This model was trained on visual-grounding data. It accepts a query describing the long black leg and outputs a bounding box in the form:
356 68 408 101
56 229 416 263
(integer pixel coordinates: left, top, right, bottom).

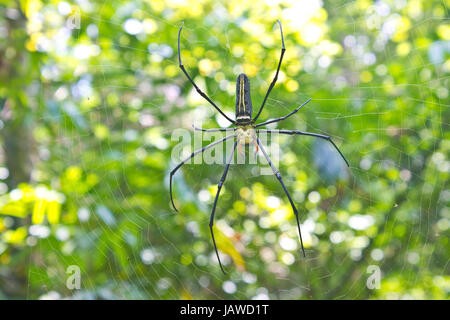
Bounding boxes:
178 27 236 124
254 98 311 128
192 124 235 132
258 129 349 167
210 141 238 274
170 134 236 212
252 20 285 123
256 138 306 258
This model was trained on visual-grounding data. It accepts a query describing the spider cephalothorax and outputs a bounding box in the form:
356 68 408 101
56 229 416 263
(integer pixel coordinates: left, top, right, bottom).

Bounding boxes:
171 20 350 274
236 125 256 144
236 125 257 154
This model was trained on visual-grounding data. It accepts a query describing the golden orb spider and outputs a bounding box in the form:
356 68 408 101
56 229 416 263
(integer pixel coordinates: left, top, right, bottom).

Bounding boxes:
170 20 349 274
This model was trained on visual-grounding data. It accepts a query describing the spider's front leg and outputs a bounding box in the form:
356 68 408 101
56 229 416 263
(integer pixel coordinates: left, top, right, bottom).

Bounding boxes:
169 134 236 212
256 137 306 257
192 124 235 133
257 129 349 167
178 26 236 125
209 140 238 275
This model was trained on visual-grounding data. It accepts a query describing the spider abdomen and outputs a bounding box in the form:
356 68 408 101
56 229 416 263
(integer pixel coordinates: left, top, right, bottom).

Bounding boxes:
235 73 252 123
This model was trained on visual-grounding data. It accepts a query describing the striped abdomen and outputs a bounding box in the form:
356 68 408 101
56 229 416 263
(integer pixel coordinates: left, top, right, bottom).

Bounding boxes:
235 73 252 123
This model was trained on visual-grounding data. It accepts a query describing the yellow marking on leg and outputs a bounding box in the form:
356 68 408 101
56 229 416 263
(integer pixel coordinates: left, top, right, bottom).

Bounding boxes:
239 77 245 114
253 140 259 154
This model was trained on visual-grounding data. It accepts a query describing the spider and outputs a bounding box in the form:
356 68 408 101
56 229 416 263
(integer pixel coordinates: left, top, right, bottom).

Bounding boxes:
170 20 349 274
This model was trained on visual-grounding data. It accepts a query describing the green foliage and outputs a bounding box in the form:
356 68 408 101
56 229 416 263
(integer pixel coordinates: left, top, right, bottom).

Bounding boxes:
0 0 448 299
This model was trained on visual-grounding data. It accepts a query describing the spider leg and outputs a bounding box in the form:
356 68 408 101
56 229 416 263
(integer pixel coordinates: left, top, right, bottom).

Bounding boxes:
178 27 236 125
256 137 306 257
210 140 238 275
192 124 235 132
253 140 259 153
170 134 236 212
252 20 285 123
258 129 350 167
254 98 311 128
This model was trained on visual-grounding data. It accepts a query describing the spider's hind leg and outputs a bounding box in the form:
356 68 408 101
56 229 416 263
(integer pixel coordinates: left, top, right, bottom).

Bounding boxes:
252 19 286 123
178 26 236 125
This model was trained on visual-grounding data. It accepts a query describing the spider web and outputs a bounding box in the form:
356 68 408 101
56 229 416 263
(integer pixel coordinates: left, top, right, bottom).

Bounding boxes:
26 0 449 300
